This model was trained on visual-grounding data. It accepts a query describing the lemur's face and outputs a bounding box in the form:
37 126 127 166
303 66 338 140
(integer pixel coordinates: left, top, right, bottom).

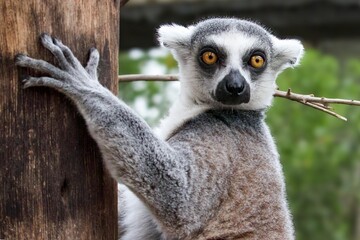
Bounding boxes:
192 29 272 107
158 18 304 110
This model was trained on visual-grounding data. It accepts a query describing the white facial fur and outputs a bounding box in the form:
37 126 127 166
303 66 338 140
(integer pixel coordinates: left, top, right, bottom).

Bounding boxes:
157 18 304 138
189 31 276 110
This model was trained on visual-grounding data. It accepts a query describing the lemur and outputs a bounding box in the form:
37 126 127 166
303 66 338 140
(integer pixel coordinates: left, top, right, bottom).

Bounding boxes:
16 18 303 240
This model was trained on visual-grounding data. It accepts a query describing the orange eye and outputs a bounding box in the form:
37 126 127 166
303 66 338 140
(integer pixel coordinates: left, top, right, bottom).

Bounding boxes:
249 55 265 68
201 51 218 65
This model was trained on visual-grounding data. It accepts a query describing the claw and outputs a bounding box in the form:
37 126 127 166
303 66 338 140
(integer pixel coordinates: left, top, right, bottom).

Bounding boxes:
89 47 98 53
40 32 50 38
23 82 31 89
89 47 99 59
40 33 54 47
40 33 51 40
15 54 29 66
22 77 33 89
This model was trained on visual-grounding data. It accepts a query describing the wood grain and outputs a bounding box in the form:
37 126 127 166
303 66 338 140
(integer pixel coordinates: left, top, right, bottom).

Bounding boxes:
0 1 120 239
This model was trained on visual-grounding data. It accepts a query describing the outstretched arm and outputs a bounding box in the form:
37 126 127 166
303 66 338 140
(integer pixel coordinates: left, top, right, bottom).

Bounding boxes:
15 34 189 226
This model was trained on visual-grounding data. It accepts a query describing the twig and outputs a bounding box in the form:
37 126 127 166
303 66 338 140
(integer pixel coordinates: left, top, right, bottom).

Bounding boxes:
119 74 178 82
273 89 360 106
299 101 347 121
118 74 360 121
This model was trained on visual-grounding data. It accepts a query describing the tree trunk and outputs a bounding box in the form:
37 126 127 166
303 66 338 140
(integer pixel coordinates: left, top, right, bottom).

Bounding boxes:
0 1 119 239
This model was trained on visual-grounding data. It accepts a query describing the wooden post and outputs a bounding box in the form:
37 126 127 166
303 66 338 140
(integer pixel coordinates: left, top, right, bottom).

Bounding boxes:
0 1 119 239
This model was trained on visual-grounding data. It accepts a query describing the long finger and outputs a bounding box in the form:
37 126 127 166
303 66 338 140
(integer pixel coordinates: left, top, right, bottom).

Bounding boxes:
40 33 72 70
85 47 99 79
15 54 69 80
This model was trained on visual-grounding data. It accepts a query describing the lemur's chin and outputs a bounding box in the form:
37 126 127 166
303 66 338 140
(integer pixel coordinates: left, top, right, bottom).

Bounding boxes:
214 92 250 105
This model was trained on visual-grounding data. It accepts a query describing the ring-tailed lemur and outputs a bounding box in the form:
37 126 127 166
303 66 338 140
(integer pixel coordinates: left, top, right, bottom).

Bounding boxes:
16 18 303 240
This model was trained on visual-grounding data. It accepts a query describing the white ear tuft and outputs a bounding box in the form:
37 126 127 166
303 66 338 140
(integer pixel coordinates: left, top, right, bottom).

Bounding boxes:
157 24 194 50
271 36 304 71
278 39 304 66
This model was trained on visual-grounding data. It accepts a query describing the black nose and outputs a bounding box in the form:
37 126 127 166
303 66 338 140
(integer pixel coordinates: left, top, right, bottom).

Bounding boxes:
213 69 250 105
226 80 245 95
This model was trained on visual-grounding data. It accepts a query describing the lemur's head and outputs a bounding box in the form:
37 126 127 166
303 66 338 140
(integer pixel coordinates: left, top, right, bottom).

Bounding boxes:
158 18 304 110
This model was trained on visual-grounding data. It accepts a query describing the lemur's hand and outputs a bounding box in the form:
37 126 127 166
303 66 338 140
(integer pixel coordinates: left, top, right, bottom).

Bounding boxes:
15 33 100 92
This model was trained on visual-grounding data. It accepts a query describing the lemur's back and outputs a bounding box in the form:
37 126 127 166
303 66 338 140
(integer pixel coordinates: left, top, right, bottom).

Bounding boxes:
166 110 293 239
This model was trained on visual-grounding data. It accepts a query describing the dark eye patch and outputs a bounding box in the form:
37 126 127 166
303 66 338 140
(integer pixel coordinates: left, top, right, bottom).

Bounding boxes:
243 49 267 76
197 45 227 75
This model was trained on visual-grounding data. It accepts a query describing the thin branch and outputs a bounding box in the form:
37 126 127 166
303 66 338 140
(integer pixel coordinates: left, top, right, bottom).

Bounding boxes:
299 101 347 121
118 74 360 121
119 74 178 82
273 89 360 106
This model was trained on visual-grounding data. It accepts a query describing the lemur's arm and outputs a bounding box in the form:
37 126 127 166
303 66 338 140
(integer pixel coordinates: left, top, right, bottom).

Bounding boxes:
15 34 190 224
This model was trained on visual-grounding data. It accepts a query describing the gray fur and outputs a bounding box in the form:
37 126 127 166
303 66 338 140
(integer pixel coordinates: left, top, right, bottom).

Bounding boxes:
191 18 272 47
16 18 304 239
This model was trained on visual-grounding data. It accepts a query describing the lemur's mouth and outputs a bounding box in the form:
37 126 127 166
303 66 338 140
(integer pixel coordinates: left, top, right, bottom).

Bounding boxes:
212 70 251 105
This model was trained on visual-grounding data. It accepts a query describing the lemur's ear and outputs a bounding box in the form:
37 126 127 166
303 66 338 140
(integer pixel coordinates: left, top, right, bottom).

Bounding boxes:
157 24 194 50
271 36 304 71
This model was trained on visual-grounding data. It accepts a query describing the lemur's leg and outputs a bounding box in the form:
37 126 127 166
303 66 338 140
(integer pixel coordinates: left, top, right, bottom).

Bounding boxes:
15 34 190 229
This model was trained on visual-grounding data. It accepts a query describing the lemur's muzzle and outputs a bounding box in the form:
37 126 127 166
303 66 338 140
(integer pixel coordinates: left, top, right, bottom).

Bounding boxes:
213 70 250 105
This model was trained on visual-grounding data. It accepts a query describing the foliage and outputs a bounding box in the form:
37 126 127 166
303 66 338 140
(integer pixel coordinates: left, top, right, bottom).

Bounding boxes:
118 48 360 240
269 51 360 240
118 50 178 126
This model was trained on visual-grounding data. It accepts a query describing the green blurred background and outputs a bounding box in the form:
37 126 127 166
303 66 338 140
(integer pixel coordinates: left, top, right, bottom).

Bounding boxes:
119 1 360 239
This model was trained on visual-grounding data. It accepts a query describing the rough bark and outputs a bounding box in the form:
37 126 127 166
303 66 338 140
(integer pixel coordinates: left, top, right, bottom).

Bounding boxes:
0 0 119 239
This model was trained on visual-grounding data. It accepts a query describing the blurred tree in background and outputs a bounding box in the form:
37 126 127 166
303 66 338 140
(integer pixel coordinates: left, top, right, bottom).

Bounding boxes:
118 48 360 240
118 48 179 126
269 51 360 240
